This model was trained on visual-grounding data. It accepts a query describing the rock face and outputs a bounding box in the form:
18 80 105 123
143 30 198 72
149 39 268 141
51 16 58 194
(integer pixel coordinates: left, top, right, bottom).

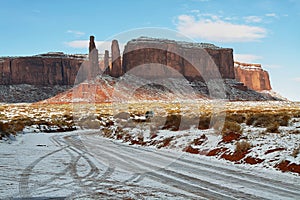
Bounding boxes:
0 36 276 103
89 36 96 53
122 37 235 81
103 50 110 75
110 40 122 77
88 36 99 80
0 54 84 85
234 62 272 91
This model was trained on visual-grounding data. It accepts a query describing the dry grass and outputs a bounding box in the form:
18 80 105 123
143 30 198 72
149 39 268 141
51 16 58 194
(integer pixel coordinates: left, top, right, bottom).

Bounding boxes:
246 112 291 128
225 112 246 124
221 121 242 135
162 115 181 131
235 141 251 154
198 114 211 130
265 122 280 133
0 101 299 137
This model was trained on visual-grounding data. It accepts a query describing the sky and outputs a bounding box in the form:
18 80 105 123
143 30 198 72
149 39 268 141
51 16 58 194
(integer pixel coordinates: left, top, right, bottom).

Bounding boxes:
0 0 299 101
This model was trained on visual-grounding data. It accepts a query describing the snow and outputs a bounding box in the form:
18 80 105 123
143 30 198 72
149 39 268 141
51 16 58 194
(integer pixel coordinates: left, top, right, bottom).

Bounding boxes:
0 130 300 199
1 100 300 198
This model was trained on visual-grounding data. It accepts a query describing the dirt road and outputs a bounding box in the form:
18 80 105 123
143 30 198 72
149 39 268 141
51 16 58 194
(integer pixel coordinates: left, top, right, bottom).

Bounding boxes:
1 131 299 199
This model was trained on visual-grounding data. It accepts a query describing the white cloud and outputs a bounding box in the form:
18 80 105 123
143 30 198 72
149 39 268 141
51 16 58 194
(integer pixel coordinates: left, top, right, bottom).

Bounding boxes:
67 30 85 37
244 16 262 23
234 54 262 63
265 13 277 18
176 14 267 42
65 40 125 53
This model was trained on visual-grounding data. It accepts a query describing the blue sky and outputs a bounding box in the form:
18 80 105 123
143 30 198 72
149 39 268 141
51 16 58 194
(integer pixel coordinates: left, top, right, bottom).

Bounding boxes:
0 0 299 101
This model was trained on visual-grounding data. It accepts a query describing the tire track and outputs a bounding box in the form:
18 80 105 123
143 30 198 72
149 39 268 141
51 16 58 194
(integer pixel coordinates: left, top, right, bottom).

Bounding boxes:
18 146 68 197
89 135 300 194
82 135 300 199
85 138 256 199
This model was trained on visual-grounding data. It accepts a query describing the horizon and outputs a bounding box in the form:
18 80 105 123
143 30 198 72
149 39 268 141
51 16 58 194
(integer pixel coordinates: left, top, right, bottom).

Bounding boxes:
0 0 299 101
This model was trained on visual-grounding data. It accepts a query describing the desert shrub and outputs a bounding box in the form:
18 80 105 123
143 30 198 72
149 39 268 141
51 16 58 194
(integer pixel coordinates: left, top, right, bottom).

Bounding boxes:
235 141 251 154
0 121 10 136
293 111 300 118
162 115 181 131
252 113 274 127
11 122 25 133
226 113 246 124
19 117 34 126
245 114 256 126
63 114 73 121
265 122 280 133
198 115 211 130
246 112 291 128
0 120 27 135
221 121 242 135
275 113 291 126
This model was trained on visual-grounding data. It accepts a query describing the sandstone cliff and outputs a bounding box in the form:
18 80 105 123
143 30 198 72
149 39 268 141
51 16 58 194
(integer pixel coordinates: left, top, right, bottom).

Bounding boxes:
0 53 84 86
0 36 276 103
111 40 123 77
122 37 235 81
0 53 85 103
234 61 272 91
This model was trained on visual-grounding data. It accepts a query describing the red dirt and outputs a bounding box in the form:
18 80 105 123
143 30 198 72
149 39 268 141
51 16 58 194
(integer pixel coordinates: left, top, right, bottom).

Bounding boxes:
265 148 285 155
244 157 264 164
184 145 200 154
221 151 248 162
276 160 300 175
222 131 241 143
207 148 228 156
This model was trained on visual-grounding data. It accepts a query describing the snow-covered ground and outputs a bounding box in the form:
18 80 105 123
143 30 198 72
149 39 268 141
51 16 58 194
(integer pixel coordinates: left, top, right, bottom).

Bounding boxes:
0 101 300 199
0 130 300 199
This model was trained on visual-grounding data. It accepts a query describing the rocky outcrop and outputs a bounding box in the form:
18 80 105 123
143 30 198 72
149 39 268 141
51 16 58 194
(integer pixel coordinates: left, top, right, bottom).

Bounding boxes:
0 54 84 86
234 62 272 91
110 40 122 77
89 36 96 53
0 84 73 103
0 36 276 103
121 37 235 81
103 50 110 75
88 36 99 80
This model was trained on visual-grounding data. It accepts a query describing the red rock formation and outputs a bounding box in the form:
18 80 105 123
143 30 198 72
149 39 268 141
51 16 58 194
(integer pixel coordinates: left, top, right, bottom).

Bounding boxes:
111 40 122 77
103 50 110 75
122 37 235 81
89 36 96 53
0 55 84 85
88 36 99 80
234 61 272 91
